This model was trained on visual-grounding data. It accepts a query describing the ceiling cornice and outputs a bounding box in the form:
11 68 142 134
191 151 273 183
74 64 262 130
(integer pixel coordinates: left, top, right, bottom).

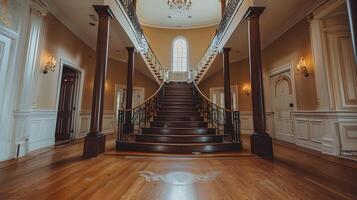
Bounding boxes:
47 1 97 51
261 0 326 49
140 21 219 30
227 0 327 64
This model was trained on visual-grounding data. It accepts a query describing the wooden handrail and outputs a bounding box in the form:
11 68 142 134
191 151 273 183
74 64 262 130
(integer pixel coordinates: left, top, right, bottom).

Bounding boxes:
193 81 237 112
122 80 165 112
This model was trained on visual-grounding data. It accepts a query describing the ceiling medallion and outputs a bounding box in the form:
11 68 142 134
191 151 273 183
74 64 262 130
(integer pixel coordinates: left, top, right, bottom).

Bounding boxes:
167 0 192 15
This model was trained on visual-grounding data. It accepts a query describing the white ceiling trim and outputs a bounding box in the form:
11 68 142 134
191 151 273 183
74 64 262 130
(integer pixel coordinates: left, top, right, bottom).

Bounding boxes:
47 2 96 51
140 21 219 30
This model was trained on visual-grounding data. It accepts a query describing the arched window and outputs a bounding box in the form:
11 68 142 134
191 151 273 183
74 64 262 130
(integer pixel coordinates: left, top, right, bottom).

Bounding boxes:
172 36 188 72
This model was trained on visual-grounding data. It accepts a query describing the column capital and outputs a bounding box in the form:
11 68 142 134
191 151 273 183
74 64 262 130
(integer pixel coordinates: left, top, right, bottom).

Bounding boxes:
244 7 265 20
93 5 114 18
223 47 231 53
126 47 136 53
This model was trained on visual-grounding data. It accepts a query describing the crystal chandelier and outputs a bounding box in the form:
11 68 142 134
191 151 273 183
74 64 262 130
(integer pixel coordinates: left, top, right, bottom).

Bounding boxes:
167 0 192 14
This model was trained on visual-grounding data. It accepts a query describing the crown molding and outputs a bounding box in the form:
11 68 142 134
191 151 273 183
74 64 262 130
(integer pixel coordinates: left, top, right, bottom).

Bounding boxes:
261 0 326 49
47 1 97 51
140 21 219 30
31 0 49 15
227 0 327 64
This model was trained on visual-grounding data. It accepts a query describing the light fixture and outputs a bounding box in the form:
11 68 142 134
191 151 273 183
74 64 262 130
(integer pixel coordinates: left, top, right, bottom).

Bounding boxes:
296 57 309 77
43 55 56 74
167 0 192 14
242 84 251 96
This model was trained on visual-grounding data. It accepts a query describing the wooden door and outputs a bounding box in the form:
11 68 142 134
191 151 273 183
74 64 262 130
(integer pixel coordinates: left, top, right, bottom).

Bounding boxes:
55 67 77 140
271 75 294 142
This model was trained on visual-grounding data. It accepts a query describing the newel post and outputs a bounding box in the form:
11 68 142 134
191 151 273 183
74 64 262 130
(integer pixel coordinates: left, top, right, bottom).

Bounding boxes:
83 5 113 158
244 7 273 158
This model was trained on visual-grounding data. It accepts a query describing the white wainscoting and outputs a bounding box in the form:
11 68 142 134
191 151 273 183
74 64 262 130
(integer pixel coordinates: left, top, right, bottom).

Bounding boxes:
240 111 274 135
78 110 115 138
292 111 357 155
28 110 57 151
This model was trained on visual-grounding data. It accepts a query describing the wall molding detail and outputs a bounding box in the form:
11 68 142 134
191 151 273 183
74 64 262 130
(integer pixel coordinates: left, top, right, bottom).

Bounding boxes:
292 110 357 155
239 111 274 135
78 110 116 138
261 0 326 49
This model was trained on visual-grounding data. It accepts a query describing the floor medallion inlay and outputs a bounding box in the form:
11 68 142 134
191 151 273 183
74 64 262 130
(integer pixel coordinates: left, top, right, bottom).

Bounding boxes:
138 171 220 185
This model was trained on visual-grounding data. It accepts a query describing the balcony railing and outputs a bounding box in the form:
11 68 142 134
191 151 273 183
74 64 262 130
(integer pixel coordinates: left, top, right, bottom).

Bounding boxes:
117 0 165 81
193 0 242 82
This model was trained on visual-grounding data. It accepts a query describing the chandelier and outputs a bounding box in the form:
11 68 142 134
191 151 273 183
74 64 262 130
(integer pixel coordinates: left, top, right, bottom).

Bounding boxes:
167 0 192 14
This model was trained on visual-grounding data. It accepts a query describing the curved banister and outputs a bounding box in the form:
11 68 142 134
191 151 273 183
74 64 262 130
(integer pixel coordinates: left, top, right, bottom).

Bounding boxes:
193 0 243 82
117 0 164 82
192 81 237 112
122 79 165 112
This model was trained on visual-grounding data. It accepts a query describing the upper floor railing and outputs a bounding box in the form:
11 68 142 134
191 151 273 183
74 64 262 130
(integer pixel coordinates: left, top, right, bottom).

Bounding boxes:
192 0 242 82
118 0 165 82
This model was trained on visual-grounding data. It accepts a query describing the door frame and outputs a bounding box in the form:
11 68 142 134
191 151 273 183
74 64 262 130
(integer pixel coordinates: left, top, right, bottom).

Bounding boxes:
209 84 239 110
267 62 297 140
114 84 145 111
55 59 84 140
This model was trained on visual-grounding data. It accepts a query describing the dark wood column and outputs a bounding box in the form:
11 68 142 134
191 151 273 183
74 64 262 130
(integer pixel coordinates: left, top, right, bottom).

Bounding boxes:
83 5 113 158
223 48 233 134
347 0 357 64
221 0 226 17
132 0 137 9
244 7 273 158
124 47 135 134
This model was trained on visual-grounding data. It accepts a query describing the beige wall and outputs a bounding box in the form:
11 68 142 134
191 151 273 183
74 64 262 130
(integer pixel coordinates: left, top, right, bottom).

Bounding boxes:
199 19 318 111
263 19 317 110
36 14 158 111
142 26 216 69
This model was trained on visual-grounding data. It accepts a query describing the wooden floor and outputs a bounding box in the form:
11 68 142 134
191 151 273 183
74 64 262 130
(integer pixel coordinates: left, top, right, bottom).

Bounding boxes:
0 135 357 200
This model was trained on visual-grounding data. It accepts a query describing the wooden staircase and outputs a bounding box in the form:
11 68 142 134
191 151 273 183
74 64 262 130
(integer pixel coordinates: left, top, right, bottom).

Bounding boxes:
116 82 242 153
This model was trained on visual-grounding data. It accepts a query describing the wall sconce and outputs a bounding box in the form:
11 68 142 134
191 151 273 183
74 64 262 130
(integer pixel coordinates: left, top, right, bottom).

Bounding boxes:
43 55 56 74
242 84 251 96
296 57 309 77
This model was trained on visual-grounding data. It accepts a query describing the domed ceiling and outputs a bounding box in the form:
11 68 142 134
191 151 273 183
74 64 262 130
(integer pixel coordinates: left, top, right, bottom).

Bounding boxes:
137 0 221 29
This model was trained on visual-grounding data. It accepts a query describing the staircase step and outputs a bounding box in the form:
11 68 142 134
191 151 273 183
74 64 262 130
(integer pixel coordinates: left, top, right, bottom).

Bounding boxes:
159 108 198 112
160 104 197 108
154 116 204 121
157 111 201 116
161 102 196 105
165 91 192 95
135 134 223 143
161 99 197 103
161 99 195 102
150 121 207 128
165 88 192 92
162 96 195 99
164 94 193 97
116 141 242 153
142 127 216 135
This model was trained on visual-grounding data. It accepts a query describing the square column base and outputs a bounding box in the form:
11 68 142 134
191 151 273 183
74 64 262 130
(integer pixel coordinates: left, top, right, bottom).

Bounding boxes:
83 133 106 158
250 133 273 158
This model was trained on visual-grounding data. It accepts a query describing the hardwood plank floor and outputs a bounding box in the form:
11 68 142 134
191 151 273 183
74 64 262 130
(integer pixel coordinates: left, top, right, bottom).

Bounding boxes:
0 135 356 200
